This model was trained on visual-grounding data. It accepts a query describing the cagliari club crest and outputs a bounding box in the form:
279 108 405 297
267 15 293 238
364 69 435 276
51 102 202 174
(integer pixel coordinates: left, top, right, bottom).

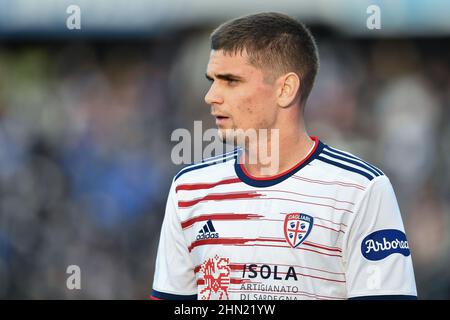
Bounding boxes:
284 213 314 248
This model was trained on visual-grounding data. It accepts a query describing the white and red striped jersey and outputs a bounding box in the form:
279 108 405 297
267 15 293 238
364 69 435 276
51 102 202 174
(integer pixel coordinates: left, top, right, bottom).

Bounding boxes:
151 136 417 300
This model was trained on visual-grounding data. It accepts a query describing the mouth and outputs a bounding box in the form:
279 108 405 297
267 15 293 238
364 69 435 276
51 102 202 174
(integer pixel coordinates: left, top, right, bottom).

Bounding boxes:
215 115 229 120
212 114 230 126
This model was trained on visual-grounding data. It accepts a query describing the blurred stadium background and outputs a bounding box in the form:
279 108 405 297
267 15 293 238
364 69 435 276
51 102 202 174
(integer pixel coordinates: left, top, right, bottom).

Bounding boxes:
0 0 449 299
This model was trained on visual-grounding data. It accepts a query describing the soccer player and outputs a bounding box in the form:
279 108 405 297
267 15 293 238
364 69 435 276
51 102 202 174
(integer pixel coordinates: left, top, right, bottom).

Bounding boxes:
151 12 417 300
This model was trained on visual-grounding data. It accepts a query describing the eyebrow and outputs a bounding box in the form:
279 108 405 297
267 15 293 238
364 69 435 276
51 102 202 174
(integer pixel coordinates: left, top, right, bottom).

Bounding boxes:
205 73 244 82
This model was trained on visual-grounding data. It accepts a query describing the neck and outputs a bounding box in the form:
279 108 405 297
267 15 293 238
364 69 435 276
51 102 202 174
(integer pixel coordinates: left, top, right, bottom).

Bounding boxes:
242 124 314 178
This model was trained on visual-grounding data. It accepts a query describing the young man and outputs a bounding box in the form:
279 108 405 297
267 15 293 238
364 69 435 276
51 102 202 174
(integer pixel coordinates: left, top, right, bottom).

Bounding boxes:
151 12 417 300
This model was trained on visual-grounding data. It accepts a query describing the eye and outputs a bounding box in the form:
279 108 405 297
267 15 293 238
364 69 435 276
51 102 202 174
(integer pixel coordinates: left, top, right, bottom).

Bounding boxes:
205 74 214 83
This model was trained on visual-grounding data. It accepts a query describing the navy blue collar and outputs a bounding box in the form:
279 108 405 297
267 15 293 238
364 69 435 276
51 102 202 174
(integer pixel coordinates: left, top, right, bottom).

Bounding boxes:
234 137 325 188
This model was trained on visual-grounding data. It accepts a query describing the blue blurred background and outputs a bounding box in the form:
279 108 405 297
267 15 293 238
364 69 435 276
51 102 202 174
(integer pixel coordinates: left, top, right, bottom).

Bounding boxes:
0 0 449 299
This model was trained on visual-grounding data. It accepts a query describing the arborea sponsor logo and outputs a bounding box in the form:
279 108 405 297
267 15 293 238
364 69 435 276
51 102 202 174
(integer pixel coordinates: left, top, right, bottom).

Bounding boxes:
361 229 410 261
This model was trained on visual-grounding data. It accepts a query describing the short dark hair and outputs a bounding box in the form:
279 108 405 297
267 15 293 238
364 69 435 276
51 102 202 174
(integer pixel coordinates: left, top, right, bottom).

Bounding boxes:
210 12 319 106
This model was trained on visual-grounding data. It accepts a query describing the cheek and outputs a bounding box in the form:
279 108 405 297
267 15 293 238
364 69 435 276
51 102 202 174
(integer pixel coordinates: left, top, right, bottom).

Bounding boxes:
239 88 276 128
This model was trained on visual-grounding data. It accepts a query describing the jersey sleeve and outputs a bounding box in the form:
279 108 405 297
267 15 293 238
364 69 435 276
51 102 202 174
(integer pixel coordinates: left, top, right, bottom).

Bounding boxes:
150 180 197 300
342 175 417 299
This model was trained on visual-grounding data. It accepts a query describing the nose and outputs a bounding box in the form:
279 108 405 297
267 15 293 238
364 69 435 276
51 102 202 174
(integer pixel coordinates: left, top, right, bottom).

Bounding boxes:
204 82 224 106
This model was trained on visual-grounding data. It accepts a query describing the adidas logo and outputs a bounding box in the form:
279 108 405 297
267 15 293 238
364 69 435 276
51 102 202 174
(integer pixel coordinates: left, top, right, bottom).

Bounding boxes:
196 220 219 240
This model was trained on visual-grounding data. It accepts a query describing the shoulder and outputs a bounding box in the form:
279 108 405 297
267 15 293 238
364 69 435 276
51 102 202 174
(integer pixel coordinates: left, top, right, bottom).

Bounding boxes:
172 148 239 185
312 141 386 188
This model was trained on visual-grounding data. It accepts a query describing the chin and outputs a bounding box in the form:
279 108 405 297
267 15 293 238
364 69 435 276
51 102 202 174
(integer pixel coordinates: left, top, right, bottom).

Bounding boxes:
218 128 246 148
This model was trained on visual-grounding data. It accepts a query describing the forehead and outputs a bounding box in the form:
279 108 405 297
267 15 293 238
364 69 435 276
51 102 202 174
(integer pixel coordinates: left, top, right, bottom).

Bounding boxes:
206 49 260 77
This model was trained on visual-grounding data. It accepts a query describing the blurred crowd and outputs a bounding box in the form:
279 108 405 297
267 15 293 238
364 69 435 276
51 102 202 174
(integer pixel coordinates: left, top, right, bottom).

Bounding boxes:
0 29 449 299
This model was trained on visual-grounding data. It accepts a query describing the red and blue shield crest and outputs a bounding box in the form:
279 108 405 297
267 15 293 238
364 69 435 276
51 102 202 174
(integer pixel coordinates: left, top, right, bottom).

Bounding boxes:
284 213 314 248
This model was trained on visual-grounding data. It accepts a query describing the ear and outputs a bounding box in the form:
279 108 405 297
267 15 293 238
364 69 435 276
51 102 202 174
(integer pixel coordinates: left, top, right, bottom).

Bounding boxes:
277 72 301 108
